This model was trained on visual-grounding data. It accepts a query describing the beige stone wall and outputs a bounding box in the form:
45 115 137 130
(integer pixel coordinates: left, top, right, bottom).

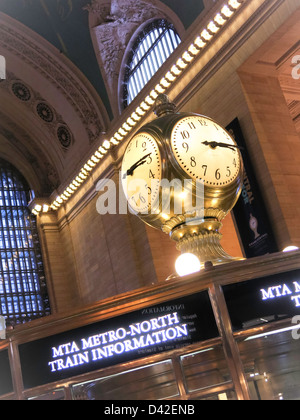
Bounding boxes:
237 8 300 248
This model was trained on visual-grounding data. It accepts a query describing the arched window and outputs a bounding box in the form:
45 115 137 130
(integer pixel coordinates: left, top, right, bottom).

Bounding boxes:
0 159 50 326
123 19 181 107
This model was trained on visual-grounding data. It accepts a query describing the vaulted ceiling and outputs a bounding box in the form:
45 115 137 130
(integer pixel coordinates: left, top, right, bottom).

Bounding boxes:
0 0 206 194
0 0 205 119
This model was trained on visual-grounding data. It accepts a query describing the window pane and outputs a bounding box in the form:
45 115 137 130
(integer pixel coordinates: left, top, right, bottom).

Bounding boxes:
181 345 232 393
124 20 181 106
238 329 300 400
0 159 50 326
71 360 179 400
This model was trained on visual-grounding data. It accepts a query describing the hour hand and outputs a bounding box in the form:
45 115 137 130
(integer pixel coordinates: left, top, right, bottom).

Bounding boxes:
202 141 243 151
123 153 152 178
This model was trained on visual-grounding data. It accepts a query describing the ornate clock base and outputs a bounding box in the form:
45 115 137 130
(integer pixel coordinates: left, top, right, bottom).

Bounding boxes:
170 219 244 269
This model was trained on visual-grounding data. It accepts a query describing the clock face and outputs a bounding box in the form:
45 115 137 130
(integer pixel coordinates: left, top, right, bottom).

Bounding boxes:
121 132 162 214
171 116 241 186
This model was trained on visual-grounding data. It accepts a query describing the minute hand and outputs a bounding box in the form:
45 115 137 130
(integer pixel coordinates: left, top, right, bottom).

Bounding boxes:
202 141 243 151
123 153 152 178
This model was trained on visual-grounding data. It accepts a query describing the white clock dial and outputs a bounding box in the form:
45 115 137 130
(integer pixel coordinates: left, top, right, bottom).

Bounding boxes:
171 116 241 186
121 132 162 213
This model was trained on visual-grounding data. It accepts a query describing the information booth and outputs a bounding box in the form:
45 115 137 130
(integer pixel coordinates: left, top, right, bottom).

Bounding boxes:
0 251 300 401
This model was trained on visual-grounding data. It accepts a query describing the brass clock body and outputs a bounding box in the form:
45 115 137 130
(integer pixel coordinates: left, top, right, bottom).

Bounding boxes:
121 95 244 268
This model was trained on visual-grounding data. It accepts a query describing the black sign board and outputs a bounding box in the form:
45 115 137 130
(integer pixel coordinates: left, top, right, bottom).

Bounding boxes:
223 269 300 331
226 118 278 258
0 349 13 396
19 291 218 389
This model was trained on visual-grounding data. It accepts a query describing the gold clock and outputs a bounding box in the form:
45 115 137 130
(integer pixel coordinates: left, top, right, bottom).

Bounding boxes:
121 95 244 269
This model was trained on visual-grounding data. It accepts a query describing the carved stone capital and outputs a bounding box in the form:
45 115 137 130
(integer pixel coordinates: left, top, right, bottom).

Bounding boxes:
88 0 165 88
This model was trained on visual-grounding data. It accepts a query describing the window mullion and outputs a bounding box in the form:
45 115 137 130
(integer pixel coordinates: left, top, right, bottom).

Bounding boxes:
123 20 181 106
140 41 152 83
0 160 50 325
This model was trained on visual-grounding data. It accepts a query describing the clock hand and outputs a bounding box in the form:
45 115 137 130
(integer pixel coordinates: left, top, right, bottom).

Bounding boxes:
123 153 152 178
202 141 243 151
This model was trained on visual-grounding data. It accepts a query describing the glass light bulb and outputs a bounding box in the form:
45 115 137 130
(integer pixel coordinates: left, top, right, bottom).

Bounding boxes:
175 253 201 277
283 246 299 253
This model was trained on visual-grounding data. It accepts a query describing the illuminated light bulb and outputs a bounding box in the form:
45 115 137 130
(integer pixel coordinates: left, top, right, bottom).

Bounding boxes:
32 209 38 216
34 204 42 212
70 184 78 192
188 44 200 56
283 246 299 253
91 155 100 164
165 71 176 82
136 106 146 116
115 133 123 141
76 176 84 184
221 5 233 17
140 101 150 111
126 117 135 127
154 84 165 94
228 0 242 9
214 13 226 25
149 90 158 100
53 200 60 207
171 64 182 76
78 173 87 181
122 123 131 132
109 136 118 146
176 58 188 70
61 194 68 201
98 146 107 154
182 51 194 63
160 77 171 88
175 253 201 277
57 196 64 204
194 36 206 49
43 205 49 212
131 112 140 121
119 127 127 137
50 204 58 210
207 21 220 34
94 151 102 159
69 184 77 191
103 140 111 150
201 29 212 41
145 95 155 106
87 159 96 167
84 163 92 172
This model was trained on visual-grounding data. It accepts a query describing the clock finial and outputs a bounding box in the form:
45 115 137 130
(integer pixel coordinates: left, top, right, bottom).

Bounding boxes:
154 94 176 118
